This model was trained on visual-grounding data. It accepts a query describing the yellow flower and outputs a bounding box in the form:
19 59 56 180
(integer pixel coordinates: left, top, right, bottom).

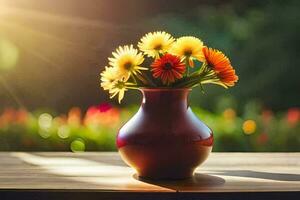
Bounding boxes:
109 79 135 103
108 45 146 80
169 36 204 67
100 66 121 90
138 31 175 58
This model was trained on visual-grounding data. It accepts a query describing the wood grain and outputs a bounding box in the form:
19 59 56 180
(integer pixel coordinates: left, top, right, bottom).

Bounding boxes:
0 152 299 199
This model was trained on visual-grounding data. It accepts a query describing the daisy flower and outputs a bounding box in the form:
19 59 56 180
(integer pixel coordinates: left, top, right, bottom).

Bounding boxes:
151 54 186 85
169 36 204 67
108 45 146 80
202 47 238 87
138 31 175 58
100 66 121 90
109 78 135 103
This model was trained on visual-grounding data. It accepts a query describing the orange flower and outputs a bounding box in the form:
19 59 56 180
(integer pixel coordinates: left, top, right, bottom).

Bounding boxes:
151 54 185 85
202 47 238 87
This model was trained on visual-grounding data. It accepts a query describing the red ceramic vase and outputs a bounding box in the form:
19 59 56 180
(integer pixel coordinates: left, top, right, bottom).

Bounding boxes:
117 88 213 179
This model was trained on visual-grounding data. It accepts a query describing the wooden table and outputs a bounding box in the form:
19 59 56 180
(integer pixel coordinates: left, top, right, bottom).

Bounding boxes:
0 152 299 200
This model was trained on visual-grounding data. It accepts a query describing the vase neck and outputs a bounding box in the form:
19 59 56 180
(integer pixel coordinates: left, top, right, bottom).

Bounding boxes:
141 89 190 112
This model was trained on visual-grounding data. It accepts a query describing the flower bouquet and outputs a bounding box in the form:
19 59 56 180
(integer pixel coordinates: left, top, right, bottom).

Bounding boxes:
100 31 238 179
101 31 238 103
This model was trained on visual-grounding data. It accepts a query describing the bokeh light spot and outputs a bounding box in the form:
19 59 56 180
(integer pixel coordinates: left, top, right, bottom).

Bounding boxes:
57 125 70 139
0 38 19 71
70 139 85 152
223 108 236 120
38 129 51 138
242 120 256 135
38 113 53 131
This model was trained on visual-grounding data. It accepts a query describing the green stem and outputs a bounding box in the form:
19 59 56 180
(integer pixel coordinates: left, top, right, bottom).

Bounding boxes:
126 86 140 90
175 67 217 88
175 74 203 88
199 62 207 74
134 73 148 85
185 57 190 76
143 74 156 87
189 62 207 77
199 82 205 93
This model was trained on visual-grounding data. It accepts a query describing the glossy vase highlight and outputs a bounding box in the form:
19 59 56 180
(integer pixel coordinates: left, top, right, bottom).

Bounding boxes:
117 88 213 179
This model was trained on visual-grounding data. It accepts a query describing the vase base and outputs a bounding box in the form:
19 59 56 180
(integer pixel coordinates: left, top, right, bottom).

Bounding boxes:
137 173 193 180
119 144 212 180
137 168 194 180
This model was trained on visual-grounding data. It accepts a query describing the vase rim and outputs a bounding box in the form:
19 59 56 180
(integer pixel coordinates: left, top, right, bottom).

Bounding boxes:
139 87 192 91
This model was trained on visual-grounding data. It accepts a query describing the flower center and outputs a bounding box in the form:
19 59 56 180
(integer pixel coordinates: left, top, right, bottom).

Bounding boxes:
154 44 162 50
163 62 173 70
124 62 132 70
184 49 192 57
115 80 125 89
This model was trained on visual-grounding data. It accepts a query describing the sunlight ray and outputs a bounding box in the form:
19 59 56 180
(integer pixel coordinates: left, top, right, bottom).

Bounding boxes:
1 5 117 29
2 20 98 50
0 20 96 72
18 44 63 71
0 74 25 108
11 153 158 189
3 40 69 101
0 20 98 60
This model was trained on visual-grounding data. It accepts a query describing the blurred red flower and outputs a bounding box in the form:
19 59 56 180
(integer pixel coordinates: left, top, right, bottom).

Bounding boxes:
84 103 120 127
286 108 300 126
261 109 273 125
257 133 269 145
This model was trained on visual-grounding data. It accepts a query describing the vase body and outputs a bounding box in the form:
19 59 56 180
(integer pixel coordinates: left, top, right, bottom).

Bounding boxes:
117 88 213 179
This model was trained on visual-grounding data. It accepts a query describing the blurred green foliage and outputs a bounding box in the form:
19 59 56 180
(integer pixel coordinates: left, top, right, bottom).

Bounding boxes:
127 0 300 111
0 101 299 152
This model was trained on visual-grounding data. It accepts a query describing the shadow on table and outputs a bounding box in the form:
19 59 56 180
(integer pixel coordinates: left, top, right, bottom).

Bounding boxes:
210 170 300 182
11 152 300 189
10 152 225 191
134 173 225 191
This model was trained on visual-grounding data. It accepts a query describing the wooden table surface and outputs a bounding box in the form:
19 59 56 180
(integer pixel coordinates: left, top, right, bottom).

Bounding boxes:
0 152 299 200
